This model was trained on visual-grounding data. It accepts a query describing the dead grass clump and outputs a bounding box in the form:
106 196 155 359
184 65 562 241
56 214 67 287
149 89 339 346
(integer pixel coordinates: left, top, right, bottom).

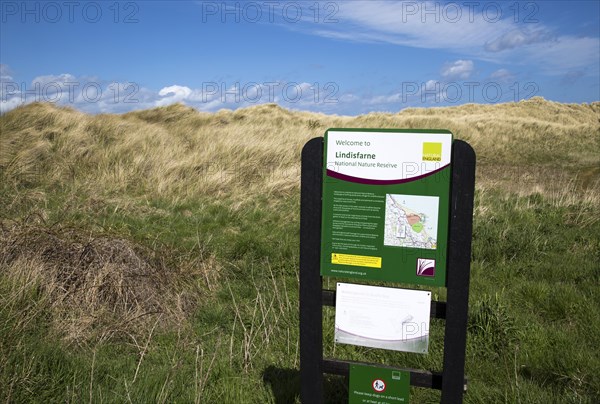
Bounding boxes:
0 222 196 343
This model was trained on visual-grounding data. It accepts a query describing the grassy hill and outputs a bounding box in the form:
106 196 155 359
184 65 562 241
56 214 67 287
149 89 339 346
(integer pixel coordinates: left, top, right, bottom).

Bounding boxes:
1 99 599 403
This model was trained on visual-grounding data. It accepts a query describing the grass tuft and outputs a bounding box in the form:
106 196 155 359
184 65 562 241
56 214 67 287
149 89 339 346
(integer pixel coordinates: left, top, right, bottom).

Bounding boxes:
0 221 204 343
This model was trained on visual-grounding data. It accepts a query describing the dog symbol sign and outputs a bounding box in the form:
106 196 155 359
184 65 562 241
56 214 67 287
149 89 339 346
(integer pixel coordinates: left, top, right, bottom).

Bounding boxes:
372 379 386 392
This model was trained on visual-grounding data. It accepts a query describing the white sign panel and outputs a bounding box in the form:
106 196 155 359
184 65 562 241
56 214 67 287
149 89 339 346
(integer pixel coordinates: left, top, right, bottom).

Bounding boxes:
334 283 431 353
325 130 452 181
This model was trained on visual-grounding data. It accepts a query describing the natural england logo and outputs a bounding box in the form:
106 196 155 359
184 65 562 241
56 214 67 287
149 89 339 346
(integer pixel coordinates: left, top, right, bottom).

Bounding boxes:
422 142 442 162
417 258 436 277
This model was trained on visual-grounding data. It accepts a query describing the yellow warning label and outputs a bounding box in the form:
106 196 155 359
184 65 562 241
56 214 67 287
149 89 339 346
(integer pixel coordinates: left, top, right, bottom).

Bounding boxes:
331 253 382 269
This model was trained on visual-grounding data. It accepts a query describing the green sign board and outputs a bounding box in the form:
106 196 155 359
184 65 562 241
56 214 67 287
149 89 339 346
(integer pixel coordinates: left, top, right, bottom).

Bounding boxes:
320 129 452 286
349 364 410 403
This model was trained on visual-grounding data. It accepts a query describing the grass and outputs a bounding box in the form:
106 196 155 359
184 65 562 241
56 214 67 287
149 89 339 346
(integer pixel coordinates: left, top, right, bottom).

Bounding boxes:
0 98 599 403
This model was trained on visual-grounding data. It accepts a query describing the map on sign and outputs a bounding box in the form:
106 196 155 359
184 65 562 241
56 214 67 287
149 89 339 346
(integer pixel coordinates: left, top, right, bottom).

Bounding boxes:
384 194 439 250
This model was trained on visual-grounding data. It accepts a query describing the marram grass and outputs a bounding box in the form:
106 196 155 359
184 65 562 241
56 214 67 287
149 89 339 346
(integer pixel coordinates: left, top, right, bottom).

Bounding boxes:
0 99 598 403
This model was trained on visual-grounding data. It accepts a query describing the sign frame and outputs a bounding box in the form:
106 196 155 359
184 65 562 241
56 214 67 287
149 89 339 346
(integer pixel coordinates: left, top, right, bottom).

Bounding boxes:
299 135 476 403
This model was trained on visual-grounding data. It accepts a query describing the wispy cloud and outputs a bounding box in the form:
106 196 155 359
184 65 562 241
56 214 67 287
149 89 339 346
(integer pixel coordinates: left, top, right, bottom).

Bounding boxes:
311 1 507 50
292 1 599 75
490 69 514 82
485 28 553 52
518 36 600 75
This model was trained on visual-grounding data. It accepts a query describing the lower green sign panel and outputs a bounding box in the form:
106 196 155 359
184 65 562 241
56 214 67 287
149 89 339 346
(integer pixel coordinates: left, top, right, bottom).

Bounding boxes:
349 364 410 404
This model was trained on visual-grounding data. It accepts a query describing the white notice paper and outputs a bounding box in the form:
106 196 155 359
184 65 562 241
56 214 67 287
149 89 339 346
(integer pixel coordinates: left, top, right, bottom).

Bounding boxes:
335 283 431 353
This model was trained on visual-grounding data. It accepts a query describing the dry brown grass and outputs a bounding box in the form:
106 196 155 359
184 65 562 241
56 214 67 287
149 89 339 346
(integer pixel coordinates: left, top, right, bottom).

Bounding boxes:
0 219 200 343
1 98 598 207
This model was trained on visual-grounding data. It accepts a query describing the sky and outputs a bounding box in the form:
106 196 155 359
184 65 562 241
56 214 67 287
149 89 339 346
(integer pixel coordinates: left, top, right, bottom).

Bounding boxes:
1 0 599 115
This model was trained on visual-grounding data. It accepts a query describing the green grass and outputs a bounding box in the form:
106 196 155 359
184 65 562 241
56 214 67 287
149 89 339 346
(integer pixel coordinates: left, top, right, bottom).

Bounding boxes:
2 186 598 403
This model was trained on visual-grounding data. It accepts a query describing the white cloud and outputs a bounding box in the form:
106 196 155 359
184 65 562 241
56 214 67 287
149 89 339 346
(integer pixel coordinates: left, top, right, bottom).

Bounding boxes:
0 69 162 114
441 60 474 80
490 69 514 82
485 28 553 52
156 85 193 106
0 69 349 115
365 79 447 107
0 64 13 81
364 93 401 106
31 73 78 86
0 96 23 115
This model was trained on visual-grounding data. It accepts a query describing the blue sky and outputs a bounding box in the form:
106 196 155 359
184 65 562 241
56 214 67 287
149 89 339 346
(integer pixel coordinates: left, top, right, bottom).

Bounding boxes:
1 1 599 115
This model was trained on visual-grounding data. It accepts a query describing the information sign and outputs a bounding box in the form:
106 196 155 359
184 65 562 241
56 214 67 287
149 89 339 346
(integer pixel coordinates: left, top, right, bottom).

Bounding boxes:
320 129 452 286
335 283 431 353
349 364 410 404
